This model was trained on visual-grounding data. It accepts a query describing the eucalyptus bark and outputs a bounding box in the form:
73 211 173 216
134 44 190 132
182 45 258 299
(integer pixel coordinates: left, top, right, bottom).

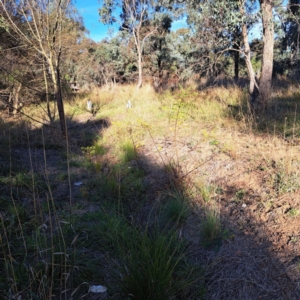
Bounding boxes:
137 49 143 89
257 0 274 109
54 66 67 138
48 55 67 138
241 23 259 104
43 62 55 124
9 82 22 116
233 47 239 80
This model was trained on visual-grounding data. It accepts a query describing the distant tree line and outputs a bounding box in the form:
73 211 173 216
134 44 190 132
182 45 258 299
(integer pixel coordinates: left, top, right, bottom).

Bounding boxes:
0 0 300 128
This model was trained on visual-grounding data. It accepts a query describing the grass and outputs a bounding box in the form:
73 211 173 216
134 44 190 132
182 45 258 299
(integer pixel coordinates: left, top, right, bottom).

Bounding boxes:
236 189 246 201
2 81 300 298
162 187 189 226
287 207 299 218
120 139 136 162
200 207 229 249
121 228 203 300
0 198 80 298
76 209 204 299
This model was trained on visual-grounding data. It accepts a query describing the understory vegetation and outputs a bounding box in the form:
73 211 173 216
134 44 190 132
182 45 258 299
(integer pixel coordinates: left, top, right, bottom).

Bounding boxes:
1 83 300 299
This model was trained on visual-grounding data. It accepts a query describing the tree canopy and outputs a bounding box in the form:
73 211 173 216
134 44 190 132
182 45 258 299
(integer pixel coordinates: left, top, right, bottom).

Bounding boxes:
0 0 298 113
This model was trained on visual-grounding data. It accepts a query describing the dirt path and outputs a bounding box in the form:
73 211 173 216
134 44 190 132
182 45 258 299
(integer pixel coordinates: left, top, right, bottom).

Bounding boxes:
137 125 300 299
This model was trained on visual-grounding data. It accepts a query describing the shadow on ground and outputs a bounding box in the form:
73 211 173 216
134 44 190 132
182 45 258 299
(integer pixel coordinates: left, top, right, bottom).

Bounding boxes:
0 113 299 299
227 91 300 142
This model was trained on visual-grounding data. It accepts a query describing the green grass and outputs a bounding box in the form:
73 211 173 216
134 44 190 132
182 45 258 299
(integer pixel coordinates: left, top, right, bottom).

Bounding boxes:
287 207 299 218
201 208 229 250
162 188 189 226
0 196 108 298
78 209 204 299
120 139 137 163
195 181 215 203
121 228 203 300
236 189 246 201
83 163 145 205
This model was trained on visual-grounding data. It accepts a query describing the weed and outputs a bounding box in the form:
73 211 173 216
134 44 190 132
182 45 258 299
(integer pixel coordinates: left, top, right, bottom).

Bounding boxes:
78 208 205 299
201 129 209 139
209 139 219 146
271 169 299 194
287 207 299 218
87 173 119 199
94 143 107 156
0 200 89 298
236 189 246 201
120 166 145 199
57 172 68 181
221 142 238 159
81 142 107 157
201 185 212 202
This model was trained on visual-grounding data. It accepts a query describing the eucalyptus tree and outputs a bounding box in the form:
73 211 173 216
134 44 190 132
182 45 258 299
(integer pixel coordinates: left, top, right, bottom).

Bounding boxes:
143 14 172 88
94 33 136 86
186 0 242 76
164 28 197 81
99 0 170 88
186 0 282 109
0 0 82 137
282 0 300 61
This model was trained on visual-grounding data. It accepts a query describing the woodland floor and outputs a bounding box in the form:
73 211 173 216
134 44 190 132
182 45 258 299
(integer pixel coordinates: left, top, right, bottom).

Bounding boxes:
139 127 300 300
3 96 300 299
74 110 300 299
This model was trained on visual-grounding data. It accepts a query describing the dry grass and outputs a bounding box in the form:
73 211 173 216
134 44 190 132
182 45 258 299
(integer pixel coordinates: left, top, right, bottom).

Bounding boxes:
3 82 300 298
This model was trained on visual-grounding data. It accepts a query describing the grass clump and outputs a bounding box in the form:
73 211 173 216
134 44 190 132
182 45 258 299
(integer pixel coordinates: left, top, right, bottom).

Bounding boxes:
195 180 216 203
78 209 205 299
287 207 299 218
120 139 137 163
272 170 299 195
121 228 202 300
236 189 246 201
162 188 189 226
201 207 229 249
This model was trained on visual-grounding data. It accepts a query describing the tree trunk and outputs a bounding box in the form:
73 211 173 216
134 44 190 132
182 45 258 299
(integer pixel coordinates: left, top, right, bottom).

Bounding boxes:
43 62 55 124
100 68 109 87
137 49 143 89
242 23 259 106
48 56 67 138
12 82 22 116
257 0 274 109
55 66 67 138
233 45 239 80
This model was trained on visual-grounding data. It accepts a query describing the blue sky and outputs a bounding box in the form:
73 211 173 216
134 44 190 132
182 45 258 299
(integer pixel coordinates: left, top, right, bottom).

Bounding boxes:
74 0 288 43
75 0 187 42
75 0 111 41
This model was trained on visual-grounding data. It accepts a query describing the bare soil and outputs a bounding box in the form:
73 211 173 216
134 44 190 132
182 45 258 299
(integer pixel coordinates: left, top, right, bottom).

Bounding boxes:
137 122 300 299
